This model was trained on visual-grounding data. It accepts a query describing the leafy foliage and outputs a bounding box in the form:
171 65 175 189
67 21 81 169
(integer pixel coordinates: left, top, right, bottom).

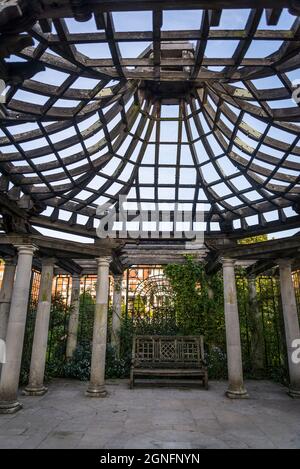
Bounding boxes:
164 256 225 340
77 289 95 343
63 341 91 381
45 293 72 378
63 341 129 381
164 256 226 378
238 234 268 245
206 346 227 380
20 293 72 384
20 297 38 385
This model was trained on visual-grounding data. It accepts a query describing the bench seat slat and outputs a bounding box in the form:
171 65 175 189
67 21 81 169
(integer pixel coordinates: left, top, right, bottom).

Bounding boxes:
133 369 207 376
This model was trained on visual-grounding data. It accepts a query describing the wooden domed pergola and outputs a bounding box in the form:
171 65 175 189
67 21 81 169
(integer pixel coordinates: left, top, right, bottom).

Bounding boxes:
0 0 300 412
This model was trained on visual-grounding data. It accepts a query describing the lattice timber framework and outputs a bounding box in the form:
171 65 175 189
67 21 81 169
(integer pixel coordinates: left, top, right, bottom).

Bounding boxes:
0 1 299 241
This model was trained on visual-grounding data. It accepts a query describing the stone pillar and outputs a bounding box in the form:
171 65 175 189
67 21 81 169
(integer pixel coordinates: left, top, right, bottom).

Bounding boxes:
248 274 265 374
111 273 123 355
0 257 17 342
0 245 36 413
24 258 55 396
86 256 111 398
222 258 248 398
278 259 300 398
66 274 81 360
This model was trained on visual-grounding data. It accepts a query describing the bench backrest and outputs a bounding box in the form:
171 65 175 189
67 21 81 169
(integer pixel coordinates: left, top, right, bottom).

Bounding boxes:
132 335 205 369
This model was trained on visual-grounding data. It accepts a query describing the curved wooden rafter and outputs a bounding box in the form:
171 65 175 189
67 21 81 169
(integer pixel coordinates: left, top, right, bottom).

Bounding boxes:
0 3 299 239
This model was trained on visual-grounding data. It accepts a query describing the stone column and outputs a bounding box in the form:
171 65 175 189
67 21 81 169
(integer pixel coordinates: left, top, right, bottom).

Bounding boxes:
222 258 248 398
278 259 300 398
111 273 123 355
248 274 265 374
86 256 111 398
66 274 81 360
0 257 17 342
24 258 55 396
0 245 36 413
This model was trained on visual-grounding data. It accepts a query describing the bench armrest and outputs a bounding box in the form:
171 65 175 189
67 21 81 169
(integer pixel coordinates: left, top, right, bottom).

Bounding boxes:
200 358 207 367
131 335 136 367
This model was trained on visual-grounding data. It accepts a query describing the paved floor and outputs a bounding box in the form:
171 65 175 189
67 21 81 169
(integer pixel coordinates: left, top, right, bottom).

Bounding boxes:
0 379 300 449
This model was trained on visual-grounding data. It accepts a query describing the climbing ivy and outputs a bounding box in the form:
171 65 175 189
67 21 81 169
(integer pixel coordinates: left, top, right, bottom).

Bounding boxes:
164 255 224 340
20 293 72 384
238 234 268 245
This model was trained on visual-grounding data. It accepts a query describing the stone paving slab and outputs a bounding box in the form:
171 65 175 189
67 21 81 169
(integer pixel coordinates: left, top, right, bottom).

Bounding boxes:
0 379 299 449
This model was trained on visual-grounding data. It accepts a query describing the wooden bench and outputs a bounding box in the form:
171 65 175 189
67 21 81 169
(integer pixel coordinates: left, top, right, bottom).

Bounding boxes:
130 335 208 389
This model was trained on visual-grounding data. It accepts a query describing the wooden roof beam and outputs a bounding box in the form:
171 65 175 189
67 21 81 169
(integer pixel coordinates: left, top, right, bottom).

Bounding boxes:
36 1 300 17
265 8 283 25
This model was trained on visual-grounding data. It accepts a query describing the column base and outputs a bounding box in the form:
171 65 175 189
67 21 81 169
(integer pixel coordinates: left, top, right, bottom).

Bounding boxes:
0 400 23 414
288 388 300 399
226 388 249 399
85 385 107 398
23 385 48 396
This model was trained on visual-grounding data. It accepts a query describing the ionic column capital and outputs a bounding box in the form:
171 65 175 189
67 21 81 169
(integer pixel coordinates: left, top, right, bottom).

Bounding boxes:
221 258 236 268
40 257 56 267
14 244 37 256
276 258 293 269
95 256 111 268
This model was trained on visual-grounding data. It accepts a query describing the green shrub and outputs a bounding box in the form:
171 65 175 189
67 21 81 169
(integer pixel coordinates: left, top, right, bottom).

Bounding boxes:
63 341 91 381
105 345 130 379
63 342 130 381
206 346 227 380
